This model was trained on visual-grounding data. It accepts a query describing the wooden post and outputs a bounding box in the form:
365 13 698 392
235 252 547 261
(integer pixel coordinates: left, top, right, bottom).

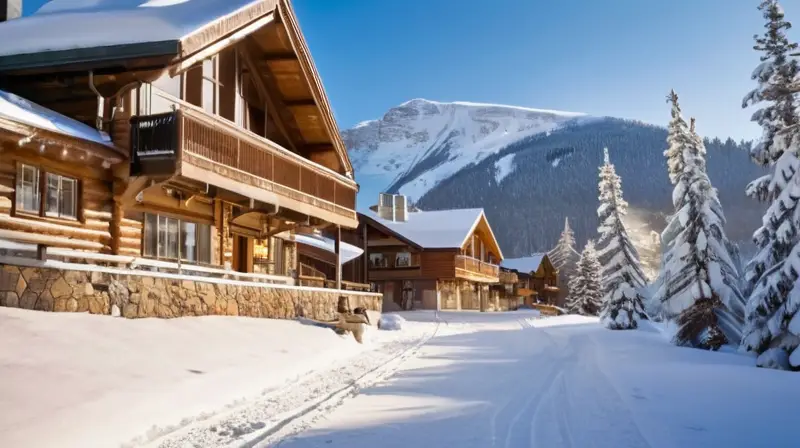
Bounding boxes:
361 223 368 285
335 225 342 290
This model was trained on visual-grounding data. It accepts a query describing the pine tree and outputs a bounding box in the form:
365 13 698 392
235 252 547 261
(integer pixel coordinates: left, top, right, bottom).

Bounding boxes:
549 217 581 305
652 92 697 320
658 114 746 350
741 0 800 369
596 148 649 329
566 241 603 316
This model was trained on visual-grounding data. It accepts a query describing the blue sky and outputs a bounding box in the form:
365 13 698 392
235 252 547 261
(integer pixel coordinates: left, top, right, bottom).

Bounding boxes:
24 0 798 140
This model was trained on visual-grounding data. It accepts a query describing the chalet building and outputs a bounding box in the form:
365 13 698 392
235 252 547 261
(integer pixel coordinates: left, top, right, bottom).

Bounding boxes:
359 193 504 312
500 253 560 306
0 0 381 319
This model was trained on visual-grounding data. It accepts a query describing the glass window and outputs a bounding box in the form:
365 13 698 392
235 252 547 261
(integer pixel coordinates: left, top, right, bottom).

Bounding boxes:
181 221 197 262
45 173 77 219
15 164 40 213
145 213 211 263
202 56 219 114
144 213 158 257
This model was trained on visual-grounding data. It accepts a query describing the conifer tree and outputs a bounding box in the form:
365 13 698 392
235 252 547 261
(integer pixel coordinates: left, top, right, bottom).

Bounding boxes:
596 148 649 329
566 241 603 316
659 114 746 349
549 217 581 304
741 0 800 369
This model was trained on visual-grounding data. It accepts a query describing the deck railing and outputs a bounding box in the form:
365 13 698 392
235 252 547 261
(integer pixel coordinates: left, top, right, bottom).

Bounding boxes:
455 255 500 278
130 107 357 220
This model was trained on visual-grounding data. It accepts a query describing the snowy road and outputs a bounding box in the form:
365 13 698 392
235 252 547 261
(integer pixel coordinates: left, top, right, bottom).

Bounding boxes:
272 313 800 448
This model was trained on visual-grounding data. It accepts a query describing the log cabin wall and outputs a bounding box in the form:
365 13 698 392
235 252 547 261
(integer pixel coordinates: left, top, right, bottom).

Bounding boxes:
420 250 456 278
0 142 116 253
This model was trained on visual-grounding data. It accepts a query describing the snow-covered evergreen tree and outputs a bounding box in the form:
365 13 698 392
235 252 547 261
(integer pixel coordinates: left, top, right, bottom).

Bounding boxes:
596 148 649 329
658 115 746 350
566 241 603 316
651 92 697 321
550 217 578 268
549 217 581 305
741 0 800 369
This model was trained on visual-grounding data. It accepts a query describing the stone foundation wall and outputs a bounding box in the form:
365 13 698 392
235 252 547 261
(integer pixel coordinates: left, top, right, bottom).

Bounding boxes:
0 265 382 321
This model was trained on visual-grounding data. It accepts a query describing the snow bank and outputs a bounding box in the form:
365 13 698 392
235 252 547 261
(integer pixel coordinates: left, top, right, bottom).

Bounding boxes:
379 313 406 331
0 307 371 448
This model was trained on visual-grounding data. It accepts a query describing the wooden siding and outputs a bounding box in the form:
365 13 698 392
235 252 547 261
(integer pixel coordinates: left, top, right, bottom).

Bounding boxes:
0 144 116 253
420 250 456 279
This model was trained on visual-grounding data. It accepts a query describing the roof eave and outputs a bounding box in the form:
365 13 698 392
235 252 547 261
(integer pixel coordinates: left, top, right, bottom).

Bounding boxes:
358 213 423 250
0 40 180 73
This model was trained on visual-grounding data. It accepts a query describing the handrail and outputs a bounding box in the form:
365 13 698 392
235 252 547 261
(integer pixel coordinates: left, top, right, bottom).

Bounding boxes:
0 239 293 285
146 89 356 189
455 254 500 277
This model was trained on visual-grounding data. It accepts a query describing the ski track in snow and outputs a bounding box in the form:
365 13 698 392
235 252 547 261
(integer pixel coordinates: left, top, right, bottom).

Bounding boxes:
147 319 443 448
273 315 667 448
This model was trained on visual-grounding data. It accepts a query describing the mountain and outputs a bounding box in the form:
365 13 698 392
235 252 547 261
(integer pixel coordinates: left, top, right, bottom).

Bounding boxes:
344 99 765 278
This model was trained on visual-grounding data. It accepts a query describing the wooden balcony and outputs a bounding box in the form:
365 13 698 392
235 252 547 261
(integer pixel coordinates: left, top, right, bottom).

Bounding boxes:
498 270 518 284
130 107 358 228
455 255 500 283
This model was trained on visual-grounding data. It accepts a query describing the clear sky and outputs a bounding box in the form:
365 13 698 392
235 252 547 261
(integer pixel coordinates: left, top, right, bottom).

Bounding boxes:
23 0 800 140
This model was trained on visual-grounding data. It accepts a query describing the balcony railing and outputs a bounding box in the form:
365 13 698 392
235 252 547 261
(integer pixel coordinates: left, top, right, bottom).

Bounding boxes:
130 107 357 221
456 255 499 279
498 270 518 284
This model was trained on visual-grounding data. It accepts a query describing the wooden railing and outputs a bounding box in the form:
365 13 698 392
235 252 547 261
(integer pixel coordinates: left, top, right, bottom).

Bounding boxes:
498 270 518 284
129 108 357 220
455 255 499 278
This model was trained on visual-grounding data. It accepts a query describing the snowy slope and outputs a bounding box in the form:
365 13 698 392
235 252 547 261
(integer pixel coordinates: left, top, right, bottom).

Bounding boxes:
344 99 587 205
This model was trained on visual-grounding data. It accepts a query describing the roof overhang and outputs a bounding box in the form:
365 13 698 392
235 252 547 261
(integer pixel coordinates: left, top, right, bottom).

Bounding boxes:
459 210 504 261
358 212 423 250
0 40 180 74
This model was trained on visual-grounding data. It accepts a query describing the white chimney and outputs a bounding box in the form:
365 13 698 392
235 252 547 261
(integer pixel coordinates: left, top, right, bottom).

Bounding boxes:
394 194 407 222
1 0 21 22
377 193 394 220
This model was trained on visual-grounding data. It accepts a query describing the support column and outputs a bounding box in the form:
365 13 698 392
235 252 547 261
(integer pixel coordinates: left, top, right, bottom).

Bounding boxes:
335 225 342 290
361 223 369 285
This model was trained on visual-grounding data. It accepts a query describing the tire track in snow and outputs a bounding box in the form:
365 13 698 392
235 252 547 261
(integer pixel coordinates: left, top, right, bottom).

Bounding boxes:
247 315 445 448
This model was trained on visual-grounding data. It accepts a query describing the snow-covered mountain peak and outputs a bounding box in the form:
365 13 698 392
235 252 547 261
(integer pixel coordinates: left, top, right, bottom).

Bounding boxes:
344 99 587 203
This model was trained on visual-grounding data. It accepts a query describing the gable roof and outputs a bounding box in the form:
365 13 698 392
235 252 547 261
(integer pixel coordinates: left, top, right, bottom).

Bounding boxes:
361 208 504 259
0 0 262 58
0 0 354 177
501 254 547 274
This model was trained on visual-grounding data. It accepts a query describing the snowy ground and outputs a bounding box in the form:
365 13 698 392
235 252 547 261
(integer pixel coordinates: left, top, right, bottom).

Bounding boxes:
0 308 437 448
3 309 800 448
273 313 800 448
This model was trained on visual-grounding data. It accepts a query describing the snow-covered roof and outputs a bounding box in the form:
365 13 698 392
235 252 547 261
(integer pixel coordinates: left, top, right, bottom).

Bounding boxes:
364 208 485 249
501 254 546 274
0 0 261 58
0 89 112 146
294 232 363 264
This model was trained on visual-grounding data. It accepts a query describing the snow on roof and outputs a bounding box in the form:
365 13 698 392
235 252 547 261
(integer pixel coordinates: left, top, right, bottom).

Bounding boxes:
0 89 112 146
366 208 484 249
294 232 363 263
501 254 546 273
0 0 260 57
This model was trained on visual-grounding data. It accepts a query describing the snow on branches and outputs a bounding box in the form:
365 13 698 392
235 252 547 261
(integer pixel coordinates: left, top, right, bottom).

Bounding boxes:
597 148 649 330
741 0 800 370
566 241 603 316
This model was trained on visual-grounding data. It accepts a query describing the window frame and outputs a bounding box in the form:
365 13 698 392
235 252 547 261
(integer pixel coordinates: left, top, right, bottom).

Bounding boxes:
142 212 212 264
201 55 223 115
14 162 80 222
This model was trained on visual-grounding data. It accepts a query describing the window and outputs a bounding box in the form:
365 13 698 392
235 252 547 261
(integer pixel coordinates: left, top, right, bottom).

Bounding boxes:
202 56 222 115
143 213 212 263
137 74 181 115
15 164 40 213
369 253 387 268
46 173 77 219
15 164 78 220
395 252 411 267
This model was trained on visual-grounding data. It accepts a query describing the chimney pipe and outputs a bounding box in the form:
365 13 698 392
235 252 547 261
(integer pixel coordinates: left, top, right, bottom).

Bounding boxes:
1 0 22 22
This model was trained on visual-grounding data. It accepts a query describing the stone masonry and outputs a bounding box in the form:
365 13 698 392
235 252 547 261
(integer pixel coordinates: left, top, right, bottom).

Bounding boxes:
0 265 382 320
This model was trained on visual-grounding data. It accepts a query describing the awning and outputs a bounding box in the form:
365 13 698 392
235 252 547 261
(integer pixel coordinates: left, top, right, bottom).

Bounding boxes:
293 232 363 264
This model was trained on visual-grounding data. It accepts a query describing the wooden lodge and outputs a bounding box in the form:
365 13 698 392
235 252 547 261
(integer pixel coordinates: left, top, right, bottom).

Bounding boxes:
0 0 381 319
354 193 505 312
498 254 560 307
